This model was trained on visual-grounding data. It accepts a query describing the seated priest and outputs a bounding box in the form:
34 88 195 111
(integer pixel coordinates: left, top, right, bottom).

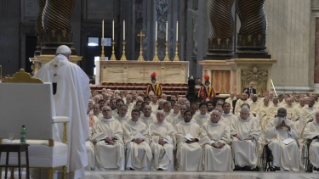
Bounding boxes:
170 104 189 127
165 103 180 124
139 104 156 127
94 106 125 170
122 109 152 170
149 111 176 171
193 103 210 127
199 110 234 171
265 108 300 171
303 110 319 169
163 101 172 117
114 104 130 124
222 102 237 125
86 114 99 170
175 110 202 171
231 106 262 171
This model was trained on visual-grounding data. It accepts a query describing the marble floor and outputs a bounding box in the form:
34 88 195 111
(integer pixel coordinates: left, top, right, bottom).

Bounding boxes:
83 171 319 179
2 170 319 179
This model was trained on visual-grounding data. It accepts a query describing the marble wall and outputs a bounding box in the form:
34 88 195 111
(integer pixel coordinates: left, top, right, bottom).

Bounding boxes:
264 0 312 93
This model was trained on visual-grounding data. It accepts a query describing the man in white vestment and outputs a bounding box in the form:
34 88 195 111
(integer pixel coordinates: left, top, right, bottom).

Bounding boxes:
193 103 210 127
284 98 298 121
94 106 125 170
234 93 249 115
248 95 260 117
259 97 270 130
149 111 176 171
34 45 90 178
122 109 152 170
294 98 305 117
265 108 300 171
170 104 189 127
175 110 202 171
225 93 235 111
86 114 99 170
222 102 237 124
139 105 156 127
303 110 319 169
114 104 130 124
231 106 262 170
165 103 180 124
199 110 234 171
266 98 280 122
163 101 172 117
93 104 103 120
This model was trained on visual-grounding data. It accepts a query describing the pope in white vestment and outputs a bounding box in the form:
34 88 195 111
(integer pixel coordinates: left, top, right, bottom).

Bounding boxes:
149 111 176 171
265 108 300 171
175 110 202 171
94 106 125 170
231 107 262 169
34 45 90 178
122 110 152 170
199 110 234 171
303 111 319 168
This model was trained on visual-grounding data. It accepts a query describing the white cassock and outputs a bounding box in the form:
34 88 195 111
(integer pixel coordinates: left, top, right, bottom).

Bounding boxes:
199 120 234 171
94 113 103 120
303 121 319 168
284 104 298 121
94 117 125 170
122 119 152 170
265 117 300 171
114 113 130 124
225 97 234 110
175 121 202 171
231 116 262 168
164 111 171 117
222 113 237 125
34 54 90 177
258 104 269 130
86 115 99 170
294 105 304 117
170 114 185 127
248 101 260 116
139 113 156 127
165 112 179 124
235 99 248 115
266 105 280 123
296 106 315 137
149 121 176 171
193 113 210 127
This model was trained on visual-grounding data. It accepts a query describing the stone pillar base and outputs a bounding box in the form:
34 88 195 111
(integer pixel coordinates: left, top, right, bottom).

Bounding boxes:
29 55 82 75
199 58 277 96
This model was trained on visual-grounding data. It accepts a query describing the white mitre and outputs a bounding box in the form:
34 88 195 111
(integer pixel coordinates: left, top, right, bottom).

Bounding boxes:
56 45 71 54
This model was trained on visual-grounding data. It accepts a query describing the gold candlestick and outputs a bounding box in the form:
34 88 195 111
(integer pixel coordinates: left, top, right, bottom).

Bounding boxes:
120 41 127 61
100 39 105 60
173 42 179 61
137 31 145 61
163 42 170 61
153 41 159 61
110 41 117 61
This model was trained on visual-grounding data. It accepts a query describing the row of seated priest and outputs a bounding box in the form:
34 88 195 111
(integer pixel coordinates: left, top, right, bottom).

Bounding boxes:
84 89 319 171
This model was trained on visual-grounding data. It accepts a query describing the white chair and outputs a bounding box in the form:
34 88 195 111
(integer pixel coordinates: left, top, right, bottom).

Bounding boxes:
0 69 69 179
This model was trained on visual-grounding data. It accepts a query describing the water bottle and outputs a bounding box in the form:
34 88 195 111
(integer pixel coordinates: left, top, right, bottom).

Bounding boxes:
20 125 26 144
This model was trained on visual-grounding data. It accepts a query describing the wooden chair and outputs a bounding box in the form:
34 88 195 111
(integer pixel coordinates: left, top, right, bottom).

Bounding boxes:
0 69 69 179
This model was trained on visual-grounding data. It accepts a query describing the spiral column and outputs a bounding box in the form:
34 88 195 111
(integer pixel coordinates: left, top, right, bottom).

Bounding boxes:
41 0 76 54
207 0 235 59
236 0 270 57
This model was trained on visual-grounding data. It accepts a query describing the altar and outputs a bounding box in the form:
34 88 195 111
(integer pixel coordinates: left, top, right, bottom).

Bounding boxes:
95 60 189 85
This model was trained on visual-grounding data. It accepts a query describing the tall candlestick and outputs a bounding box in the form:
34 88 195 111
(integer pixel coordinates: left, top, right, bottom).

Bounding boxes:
123 20 125 41
166 21 168 41
102 20 104 39
112 20 114 41
176 21 178 42
155 21 158 41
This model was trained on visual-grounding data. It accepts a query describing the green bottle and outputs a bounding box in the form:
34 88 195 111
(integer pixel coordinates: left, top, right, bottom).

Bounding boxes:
20 125 26 144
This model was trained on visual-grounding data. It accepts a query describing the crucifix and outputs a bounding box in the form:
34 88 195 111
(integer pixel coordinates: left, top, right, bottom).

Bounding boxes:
139 68 149 78
137 31 145 61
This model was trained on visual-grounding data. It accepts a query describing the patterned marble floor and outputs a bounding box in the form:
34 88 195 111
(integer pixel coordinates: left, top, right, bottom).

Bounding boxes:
83 171 319 179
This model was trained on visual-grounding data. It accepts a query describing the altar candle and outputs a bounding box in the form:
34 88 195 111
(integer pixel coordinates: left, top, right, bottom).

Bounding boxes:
112 20 114 40
102 20 104 39
176 21 178 42
155 21 158 41
166 21 168 41
123 20 125 41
